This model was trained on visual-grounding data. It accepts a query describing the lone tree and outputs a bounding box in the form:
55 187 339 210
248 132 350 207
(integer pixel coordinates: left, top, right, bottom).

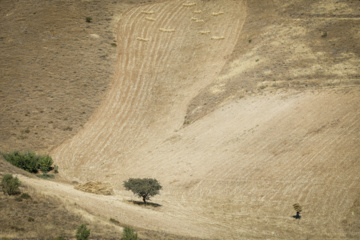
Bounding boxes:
123 178 162 204
293 203 302 219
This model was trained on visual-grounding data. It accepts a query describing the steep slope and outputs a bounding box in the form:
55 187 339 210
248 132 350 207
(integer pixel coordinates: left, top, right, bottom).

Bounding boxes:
52 0 247 181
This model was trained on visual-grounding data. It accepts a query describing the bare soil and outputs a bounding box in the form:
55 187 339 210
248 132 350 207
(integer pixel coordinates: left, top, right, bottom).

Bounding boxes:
1 0 360 239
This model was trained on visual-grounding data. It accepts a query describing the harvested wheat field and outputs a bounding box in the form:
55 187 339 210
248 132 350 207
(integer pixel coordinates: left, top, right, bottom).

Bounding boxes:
1 0 360 239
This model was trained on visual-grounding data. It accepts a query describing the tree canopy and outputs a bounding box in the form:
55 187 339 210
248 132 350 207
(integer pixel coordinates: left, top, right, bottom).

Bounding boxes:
123 178 162 204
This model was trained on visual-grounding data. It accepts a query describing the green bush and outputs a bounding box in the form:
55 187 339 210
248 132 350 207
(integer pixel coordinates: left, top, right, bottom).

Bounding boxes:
3 151 40 173
15 193 31 202
85 17 92 23
76 224 90 240
39 155 53 175
20 193 31 199
1 174 21 195
122 226 138 240
2 151 54 174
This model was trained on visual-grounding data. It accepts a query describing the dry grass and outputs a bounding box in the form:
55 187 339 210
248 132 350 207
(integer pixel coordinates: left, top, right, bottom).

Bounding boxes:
212 12 224 16
141 10 155 14
159 28 175 32
193 10 202 14
211 36 225 40
191 17 204 23
136 37 150 42
182 3 196 7
145 17 156 21
199 30 211 35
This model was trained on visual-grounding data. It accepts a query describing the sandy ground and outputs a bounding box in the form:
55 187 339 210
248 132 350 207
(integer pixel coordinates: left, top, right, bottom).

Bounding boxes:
18 88 360 239
1 0 360 239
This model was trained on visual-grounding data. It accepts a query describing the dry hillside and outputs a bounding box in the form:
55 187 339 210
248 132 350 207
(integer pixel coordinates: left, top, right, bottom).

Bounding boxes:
1 0 360 239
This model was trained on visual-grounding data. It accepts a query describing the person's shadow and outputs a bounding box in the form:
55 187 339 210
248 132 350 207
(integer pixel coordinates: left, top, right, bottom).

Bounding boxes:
292 212 301 219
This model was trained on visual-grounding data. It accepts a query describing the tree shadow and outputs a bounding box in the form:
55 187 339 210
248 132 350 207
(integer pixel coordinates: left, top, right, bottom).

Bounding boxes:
292 214 301 219
128 200 162 208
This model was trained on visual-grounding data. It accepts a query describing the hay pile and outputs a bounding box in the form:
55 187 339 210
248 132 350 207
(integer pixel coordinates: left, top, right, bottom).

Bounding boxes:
74 181 114 195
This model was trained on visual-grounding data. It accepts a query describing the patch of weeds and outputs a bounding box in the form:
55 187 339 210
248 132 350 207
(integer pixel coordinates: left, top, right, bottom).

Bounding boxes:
85 17 92 23
24 129 30 133
122 226 138 240
50 237 66 240
54 165 59 173
63 126 72 131
10 226 25 232
21 193 31 199
28 217 35 222
76 224 90 240
183 120 191 125
321 31 327 38
110 218 120 225
255 59 259 62
15 193 31 202
111 43 117 47
258 85 267 90
37 174 55 179
248 39 252 43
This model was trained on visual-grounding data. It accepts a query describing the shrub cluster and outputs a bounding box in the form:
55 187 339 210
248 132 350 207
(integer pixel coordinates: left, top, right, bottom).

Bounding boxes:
2 151 53 174
76 224 90 240
1 174 21 195
15 193 31 202
122 226 138 240
39 155 53 175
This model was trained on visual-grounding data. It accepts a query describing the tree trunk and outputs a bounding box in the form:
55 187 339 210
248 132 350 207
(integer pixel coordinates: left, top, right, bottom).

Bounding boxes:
142 195 147 204
296 212 300 219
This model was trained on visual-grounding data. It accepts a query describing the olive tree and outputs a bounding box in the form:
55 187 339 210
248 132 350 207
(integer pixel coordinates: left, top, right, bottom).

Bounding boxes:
123 178 162 204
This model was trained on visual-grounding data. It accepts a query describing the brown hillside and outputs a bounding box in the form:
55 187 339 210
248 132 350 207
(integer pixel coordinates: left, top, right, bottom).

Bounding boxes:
1 0 359 239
